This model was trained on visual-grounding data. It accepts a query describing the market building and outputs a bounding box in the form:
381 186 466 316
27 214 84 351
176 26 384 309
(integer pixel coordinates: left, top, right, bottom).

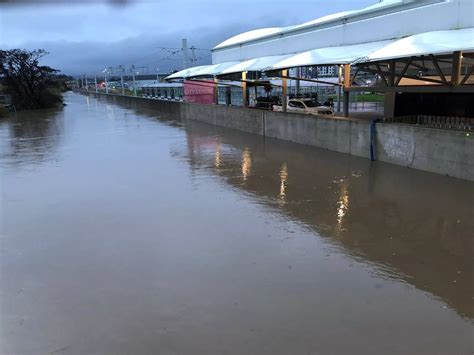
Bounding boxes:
167 0 473 127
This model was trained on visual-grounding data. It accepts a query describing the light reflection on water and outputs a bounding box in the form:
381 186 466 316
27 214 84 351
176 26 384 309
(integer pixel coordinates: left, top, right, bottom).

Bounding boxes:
278 162 288 205
241 147 252 182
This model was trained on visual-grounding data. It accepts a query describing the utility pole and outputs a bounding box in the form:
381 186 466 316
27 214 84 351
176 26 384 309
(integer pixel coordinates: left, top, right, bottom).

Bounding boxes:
94 75 98 93
190 45 196 65
119 65 125 96
103 68 109 94
131 65 137 96
182 38 189 69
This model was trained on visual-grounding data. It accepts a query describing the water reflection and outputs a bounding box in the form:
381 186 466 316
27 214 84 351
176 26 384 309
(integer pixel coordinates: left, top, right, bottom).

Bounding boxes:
278 162 288 204
0 107 64 167
214 142 222 169
181 121 474 319
2 94 472 355
336 180 350 232
241 148 252 182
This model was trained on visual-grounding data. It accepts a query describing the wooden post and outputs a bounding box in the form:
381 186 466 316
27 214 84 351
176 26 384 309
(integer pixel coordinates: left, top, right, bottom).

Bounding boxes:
343 64 351 117
242 71 248 108
451 51 463 86
282 69 288 113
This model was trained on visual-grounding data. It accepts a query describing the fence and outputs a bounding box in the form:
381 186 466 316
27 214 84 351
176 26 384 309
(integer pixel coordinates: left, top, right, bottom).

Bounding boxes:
387 115 473 131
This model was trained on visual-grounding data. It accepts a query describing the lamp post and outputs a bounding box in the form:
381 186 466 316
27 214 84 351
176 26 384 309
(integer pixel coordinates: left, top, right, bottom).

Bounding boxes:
103 68 109 94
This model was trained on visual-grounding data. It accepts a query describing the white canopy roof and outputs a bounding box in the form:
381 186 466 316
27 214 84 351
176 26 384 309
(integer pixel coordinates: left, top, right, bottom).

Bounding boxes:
167 28 474 81
166 65 210 80
214 0 407 50
165 62 240 80
219 54 294 75
269 40 393 70
367 28 474 62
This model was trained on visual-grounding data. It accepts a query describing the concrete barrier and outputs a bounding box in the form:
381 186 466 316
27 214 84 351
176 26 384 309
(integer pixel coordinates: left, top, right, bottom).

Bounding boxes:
87 92 474 181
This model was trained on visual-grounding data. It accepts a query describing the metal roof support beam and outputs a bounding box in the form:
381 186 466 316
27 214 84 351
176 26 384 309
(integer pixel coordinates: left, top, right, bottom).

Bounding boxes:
350 66 361 86
459 65 473 86
275 74 342 87
451 51 463 86
395 57 413 86
375 64 388 86
360 67 446 85
430 54 448 84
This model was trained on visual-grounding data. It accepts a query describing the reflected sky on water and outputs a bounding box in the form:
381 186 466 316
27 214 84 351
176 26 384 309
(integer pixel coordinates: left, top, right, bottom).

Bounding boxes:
1 92 472 355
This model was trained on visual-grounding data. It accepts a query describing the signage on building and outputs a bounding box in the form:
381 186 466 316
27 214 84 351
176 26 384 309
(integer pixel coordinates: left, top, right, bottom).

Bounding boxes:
184 80 215 104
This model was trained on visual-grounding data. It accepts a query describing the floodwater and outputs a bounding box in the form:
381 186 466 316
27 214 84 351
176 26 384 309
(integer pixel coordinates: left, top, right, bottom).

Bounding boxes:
1 92 473 355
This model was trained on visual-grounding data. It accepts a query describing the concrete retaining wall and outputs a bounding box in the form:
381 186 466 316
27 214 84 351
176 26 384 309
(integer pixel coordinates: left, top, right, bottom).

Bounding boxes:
88 92 474 181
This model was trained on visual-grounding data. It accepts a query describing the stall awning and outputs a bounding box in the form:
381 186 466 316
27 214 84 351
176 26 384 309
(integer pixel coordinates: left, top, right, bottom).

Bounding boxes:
366 28 474 62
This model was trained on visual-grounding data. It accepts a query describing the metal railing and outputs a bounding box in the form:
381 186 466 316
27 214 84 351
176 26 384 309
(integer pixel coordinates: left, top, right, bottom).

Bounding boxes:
387 115 473 131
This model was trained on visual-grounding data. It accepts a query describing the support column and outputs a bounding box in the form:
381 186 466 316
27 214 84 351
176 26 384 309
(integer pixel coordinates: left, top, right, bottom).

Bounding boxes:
343 64 351 117
214 77 219 105
282 69 288 113
242 71 248 108
384 92 396 120
295 67 301 97
337 65 342 112
451 51 463 86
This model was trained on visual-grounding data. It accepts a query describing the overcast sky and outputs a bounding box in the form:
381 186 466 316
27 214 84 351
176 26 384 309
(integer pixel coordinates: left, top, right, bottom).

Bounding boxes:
0 0 374 76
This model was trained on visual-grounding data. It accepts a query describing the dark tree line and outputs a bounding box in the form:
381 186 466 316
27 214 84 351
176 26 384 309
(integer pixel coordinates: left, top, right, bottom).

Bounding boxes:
0 49 69 110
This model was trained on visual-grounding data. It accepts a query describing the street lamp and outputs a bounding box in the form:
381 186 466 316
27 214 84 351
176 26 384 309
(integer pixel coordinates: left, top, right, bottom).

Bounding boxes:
103 68 109 94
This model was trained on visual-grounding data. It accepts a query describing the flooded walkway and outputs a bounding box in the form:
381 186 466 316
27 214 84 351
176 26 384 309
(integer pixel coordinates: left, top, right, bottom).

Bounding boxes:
1 92 473 355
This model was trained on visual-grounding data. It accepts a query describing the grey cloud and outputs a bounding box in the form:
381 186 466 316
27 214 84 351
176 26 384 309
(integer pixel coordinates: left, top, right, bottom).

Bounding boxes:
0 0 374 75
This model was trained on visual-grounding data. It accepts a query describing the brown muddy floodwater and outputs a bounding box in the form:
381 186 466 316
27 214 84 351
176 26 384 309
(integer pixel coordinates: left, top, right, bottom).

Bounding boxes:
0 92 473 355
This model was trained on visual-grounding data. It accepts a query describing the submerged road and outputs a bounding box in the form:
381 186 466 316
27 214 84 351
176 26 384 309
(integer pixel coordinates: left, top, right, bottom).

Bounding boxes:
1 92 473 355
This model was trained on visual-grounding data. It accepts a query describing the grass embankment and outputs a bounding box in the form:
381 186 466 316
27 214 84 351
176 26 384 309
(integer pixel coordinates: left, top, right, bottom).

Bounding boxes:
355 93 385 102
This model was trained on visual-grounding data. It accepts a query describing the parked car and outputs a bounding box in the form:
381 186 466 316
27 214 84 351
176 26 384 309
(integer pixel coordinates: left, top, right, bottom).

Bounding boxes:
273 98 334 115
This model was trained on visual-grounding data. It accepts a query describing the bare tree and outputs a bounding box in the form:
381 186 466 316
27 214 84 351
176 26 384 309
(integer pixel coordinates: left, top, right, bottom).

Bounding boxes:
0 49 63 110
